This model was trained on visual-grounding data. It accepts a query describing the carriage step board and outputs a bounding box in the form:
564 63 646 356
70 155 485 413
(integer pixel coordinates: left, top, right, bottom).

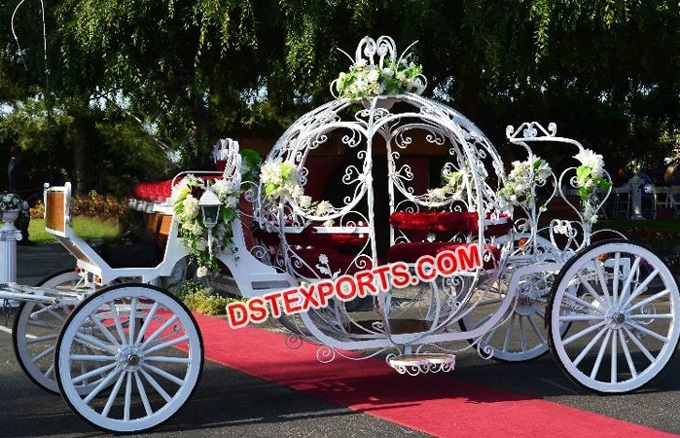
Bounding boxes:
388 353 456 376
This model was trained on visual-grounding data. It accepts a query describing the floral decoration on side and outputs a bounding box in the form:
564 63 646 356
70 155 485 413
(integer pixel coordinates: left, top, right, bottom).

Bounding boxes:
172 175 241 276
427 169 466 202
260 160 334 224
0 192 29 216
573 149 611 223
498 157 552 209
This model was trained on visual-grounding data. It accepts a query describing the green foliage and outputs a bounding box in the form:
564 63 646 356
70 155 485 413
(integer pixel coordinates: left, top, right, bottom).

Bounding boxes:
175 280 244 315
27 217 120 244
2 0 680 188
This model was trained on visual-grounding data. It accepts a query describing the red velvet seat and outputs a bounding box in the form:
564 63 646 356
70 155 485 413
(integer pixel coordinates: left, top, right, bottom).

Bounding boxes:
389 211 512 237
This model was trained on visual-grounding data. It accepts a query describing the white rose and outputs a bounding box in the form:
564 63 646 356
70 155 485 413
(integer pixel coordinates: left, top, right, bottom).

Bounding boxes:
367 68 380 83
196 266 208 278
298 195 313 209
315 200 333 215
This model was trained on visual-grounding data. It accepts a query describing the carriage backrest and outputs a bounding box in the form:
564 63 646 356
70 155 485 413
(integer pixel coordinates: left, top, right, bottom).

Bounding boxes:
44 183 70 237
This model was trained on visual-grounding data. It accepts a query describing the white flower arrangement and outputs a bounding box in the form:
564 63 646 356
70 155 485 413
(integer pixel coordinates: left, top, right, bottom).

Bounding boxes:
573 149 611 224
0 193 29 215
260 160 335 217
498 157 552 208
172 174 241 275
427 169 466 202
334 58 425 99
331 37 426 100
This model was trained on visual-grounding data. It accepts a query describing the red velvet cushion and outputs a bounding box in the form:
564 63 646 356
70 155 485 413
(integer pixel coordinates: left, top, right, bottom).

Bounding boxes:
389 242 500 269
289 246 370 278
389 211 512 237
254 227 368 248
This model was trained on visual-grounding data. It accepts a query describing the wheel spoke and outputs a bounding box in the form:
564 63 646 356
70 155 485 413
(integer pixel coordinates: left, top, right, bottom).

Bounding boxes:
563 292 604 314
563 320 607 346
518 316 527 352
626 290 669 314
134 371 154 417
610 329 617 383
612 252 621 304
594 262 611 303
109 303 128 347
577 272 605 305
44 306 66 322
140 315 179 350
31 345 55 364
135 302 160 345
27 319 58 330
143 335 189 355
75 332 117 355
626 321 669 344
43 364 55 378
145 355 192 364
559 314 605 322
623 269 660 308
572 325 608 367
124 372 133 421
83 367 123 404
527 313 545 344
89 313 122 349
629 313 674 320
589 328 612 379
26 334 58 345
623 327 656 363
70 354 117 362
619 256 641 305
101 371 126 417
143 363 184 386
129 298 137 346
501 314 515 353
72 362 118 385
139 368 172 403
618 330 638 378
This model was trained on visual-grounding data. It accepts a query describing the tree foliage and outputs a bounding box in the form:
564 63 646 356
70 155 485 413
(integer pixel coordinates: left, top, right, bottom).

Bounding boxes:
2 0 680 195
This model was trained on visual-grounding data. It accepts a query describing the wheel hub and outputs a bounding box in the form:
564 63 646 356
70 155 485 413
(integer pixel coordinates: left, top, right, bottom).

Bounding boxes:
119 346 143 371
606 307 626 328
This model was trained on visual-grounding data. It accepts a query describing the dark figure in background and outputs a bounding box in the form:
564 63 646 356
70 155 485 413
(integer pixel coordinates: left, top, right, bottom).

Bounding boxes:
7 146 34 245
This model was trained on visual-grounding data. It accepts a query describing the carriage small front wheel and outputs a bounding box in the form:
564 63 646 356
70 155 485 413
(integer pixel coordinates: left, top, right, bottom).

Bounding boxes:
55 283 204 433
548 239 680 393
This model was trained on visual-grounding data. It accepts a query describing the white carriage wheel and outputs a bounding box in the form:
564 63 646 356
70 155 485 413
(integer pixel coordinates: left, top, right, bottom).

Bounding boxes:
13 269 81 394
55 283 203 433
459 234 567 362
549 239 680 393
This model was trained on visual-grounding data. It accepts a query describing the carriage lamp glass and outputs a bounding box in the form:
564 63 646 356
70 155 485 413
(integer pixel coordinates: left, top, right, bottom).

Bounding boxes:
199 187 222 254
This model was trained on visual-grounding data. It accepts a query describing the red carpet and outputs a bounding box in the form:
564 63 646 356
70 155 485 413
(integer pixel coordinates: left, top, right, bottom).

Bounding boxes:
192 313 675 438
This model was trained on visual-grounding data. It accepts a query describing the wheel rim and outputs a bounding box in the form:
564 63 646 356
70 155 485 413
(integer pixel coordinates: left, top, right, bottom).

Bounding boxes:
549 241 680 393
13 270 81 394
56 284 203 433
460 235 567 362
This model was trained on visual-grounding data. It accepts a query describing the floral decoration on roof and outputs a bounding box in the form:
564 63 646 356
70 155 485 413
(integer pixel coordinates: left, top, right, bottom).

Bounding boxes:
331 36 427 100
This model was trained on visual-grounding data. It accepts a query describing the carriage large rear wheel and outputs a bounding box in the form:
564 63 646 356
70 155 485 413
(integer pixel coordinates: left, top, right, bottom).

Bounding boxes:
548 240 680 393
55 283 203 433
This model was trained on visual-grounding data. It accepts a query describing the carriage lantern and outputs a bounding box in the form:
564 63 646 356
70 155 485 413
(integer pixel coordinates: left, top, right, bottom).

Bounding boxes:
199 186 221 254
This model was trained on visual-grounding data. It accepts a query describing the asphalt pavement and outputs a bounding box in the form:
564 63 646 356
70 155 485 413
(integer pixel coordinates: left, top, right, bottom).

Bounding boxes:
0 244 679 437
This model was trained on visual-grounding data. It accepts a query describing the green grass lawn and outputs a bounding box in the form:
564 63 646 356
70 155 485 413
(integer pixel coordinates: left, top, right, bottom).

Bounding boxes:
26 217 120 243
